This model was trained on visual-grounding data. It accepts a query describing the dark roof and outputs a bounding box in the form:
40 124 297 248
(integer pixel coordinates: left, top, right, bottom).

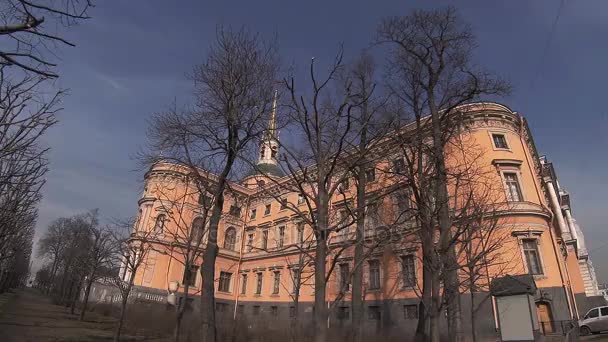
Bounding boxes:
490 275 537 297
245 163 284 178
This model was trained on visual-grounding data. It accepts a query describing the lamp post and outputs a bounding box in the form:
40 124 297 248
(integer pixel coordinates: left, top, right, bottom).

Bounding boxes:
167 281 179 305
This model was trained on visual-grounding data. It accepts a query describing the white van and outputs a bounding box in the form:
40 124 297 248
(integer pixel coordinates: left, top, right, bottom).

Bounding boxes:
579 306 608 335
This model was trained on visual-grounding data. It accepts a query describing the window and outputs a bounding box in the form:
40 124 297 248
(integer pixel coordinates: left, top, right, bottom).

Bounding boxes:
277 226 285 248
297 193 305 205
338 306 350 320
393 158 406 174
365 204 380 236
154 214 166 233
368 306 381 320
198 194 212 207
297 223 304 244
586 308 599 319
270 306 278 316
404 304 418 319
289 306 296 318
253 305 261 316
271 146 278 158
250 208 257 220
215 302 228 313
492 133 509 149
229 205 241 217
257 180 265 187
523 239 543 275
365 167 376 182
504 172 523 202
261 230 268 250
395 191 411 214
339 263 350 292
218 272 232 292
224 227 237 251
247 233 254 252
241 274 247 295
190 217 205 243
273 271 281 294
291 269 301 294
256 272 263 294
601 307 608 316
401 255 416 288
260 146 265 159
368 260 380 290
183 265 198 287
339 176 350 191
280 198 288 210
264 204 271 215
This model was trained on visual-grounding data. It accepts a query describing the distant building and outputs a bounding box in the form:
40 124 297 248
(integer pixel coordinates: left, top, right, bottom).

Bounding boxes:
123 102 603 338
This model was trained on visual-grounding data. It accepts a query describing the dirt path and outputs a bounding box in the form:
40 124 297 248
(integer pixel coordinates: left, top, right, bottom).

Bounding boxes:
0 288 165 342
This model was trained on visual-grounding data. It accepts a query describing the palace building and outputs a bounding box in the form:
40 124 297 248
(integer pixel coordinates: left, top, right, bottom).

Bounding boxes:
123 102 603 338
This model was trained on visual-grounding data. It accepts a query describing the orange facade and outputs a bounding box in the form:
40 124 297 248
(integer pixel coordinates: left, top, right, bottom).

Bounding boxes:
126 102 597 332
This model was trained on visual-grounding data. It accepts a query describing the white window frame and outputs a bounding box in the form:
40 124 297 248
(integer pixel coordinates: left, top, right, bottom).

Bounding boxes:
488 130 511 151
512 230 547 278
400 254 417 289
500 168 525 202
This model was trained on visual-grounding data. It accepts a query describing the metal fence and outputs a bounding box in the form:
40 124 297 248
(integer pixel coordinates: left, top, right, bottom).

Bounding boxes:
539 320 578 336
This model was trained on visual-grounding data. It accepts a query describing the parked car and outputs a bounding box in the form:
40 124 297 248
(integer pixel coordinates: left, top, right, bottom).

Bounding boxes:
579 306 608 335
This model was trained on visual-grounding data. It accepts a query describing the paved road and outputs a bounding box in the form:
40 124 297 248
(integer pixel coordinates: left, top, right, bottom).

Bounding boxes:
0 288 163 342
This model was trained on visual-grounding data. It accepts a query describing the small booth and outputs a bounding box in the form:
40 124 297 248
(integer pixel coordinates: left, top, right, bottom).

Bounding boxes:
490 275 540 342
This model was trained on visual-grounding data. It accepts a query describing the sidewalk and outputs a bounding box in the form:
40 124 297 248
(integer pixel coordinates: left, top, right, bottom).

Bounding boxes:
0 288 164 342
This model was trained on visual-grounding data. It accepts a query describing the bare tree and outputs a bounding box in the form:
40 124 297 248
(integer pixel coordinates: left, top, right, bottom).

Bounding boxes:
377 7 510 342
246 49 360 342
143 27 279 342
110 218 156 342
80 215 115 320
144 172 217 342
0 0 94 78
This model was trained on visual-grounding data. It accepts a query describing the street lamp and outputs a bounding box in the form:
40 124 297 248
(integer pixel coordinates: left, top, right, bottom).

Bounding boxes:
167 281 179 305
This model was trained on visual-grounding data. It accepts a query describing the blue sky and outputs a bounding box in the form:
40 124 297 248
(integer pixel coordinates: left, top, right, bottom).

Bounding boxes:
36 0 608 282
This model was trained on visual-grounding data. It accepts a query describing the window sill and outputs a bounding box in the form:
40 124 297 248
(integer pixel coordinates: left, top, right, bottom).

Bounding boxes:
254 294 262 297
270 294 280 297
493 147 512 152
367 288 381 293
401 286 416 291
217 290 232 294
532 274 547 281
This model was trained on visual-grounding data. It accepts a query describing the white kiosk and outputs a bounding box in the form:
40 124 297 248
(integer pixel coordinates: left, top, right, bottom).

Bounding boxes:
490 275 540 342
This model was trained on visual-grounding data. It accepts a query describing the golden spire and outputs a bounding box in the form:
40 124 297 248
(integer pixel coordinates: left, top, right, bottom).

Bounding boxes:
268 90 277 138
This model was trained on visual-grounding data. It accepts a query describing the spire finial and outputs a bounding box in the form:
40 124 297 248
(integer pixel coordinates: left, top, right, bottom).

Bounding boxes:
269 90 277 138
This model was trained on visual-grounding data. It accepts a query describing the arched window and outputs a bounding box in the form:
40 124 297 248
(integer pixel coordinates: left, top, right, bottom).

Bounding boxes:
191 217 205 243
154 214 166 233
224 227 237 251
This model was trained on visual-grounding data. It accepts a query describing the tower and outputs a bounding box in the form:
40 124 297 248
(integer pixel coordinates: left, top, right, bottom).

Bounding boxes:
243 90 284 183
257 90 279 166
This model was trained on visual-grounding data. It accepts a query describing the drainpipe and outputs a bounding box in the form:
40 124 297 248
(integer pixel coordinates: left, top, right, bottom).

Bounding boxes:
233 193 252 320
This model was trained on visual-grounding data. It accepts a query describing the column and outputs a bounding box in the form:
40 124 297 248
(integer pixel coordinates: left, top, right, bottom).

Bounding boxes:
543 177 571 240
563 208 579 243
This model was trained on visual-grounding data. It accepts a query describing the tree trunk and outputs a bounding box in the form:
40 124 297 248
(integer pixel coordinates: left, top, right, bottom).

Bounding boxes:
415 237 433 342
174 283 189 342
80 277 94 320
313 235 328 342
351 162 367 342
428 92 463 342
114 296 129 342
